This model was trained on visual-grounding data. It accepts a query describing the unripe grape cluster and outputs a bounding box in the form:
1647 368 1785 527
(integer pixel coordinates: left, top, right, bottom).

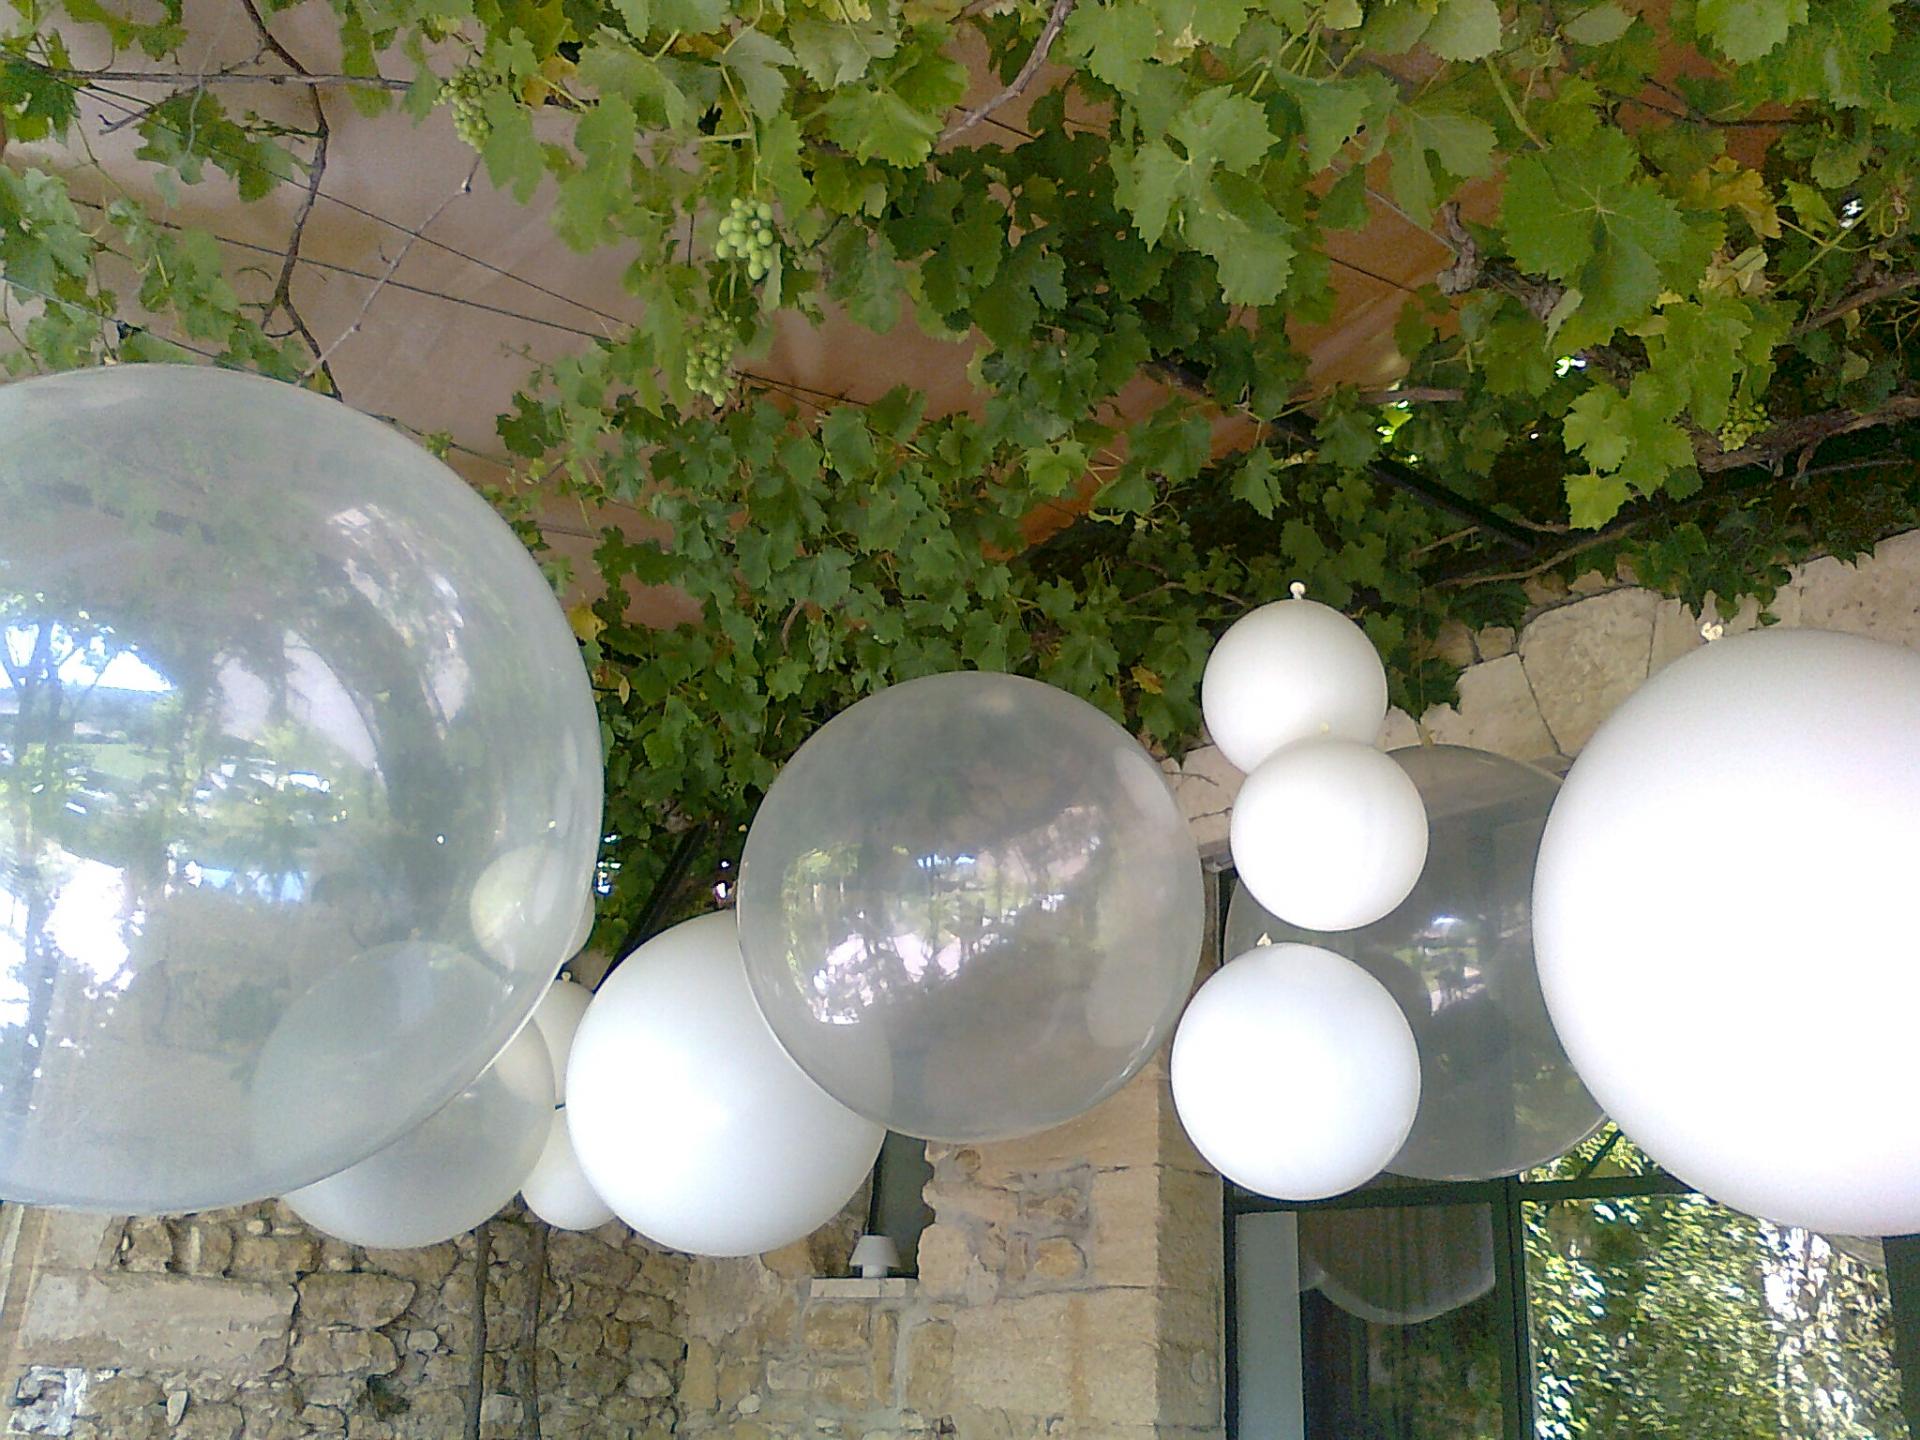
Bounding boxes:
1716 395 1769 452
714 198 779 281
685 316 736 406
446 67 497 151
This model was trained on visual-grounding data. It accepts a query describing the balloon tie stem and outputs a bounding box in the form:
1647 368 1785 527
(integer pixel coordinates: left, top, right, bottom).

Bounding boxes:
1700 619 1726 643
1288 581 1307 601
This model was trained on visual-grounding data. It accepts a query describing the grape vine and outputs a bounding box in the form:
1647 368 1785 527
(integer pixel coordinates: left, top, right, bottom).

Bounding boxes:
7 0 1920 936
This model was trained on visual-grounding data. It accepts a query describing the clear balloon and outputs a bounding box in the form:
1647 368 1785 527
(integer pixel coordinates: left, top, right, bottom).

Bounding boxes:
1301 1202 1495 1326
737 671 1204 1142
1201 596 1388 773
1171 943 1420 1200
1230 738 1429 932
0 365 602 1211
1227 746 1602 1181
568 913 883 1256
531 977 592 1102
521 1109 615 1232
283 1022 553 1248
1535 628 1920 1235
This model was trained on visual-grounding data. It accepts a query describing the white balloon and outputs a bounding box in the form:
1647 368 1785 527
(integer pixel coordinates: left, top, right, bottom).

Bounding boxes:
1201 597 1389 774
470 844 582 973
283 1024 553 1248
1230 739 1429 931
1172 944 1420 1200
521 1110 615 1231
567 912 884 1257
1535 627 1920 1236
531 978 593 1102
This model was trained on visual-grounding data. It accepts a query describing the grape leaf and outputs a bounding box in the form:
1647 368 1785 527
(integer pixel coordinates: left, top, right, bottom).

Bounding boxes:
1695 0 1807 62
1170 90 1277 174
1061 1 1160 91
1563 1 1634 44
1425 0 1502 60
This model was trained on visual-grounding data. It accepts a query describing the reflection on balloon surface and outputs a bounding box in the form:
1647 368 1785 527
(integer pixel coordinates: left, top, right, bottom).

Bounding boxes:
738 672 1203 1142
1226 745 1601 1181
1302 1201 1496 1326
0 366 602 1211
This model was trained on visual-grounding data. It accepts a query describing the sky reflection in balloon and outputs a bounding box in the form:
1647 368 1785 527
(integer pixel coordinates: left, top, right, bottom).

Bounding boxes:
0 365 601 1211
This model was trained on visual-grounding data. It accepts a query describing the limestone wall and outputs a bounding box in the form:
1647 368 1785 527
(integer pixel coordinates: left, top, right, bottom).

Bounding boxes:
6 528 1920 1440
0 1201 684 1439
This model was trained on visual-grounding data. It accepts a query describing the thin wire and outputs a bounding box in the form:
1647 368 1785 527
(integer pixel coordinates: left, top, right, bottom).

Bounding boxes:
52 72 878 406
0 274 231 364
48 66 635 330
66 195 611 340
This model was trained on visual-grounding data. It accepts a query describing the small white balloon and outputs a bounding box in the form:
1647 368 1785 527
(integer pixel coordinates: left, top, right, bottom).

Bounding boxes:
1201 596 1389 774
521 1110 615 1231
567 912 884 1257
283 1024 553 1249
470 844 580 972
1172 943 1420 1200
1536 627 1920 1235
1230 738 1429 932
531 978 593 1102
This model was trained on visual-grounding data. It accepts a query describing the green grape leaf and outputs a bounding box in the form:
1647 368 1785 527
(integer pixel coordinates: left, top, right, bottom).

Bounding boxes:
1170 90 1277 174
788 15 898 86
1562 1 1634 44
721 28 796 117
1186 175 1296 305
1565 471 1632 529
1425 0 1502 60
1117 139 1188 247
1271 71 1395 170
1061 1 1160 91
1695 0 1807 62
1231 445 1282 517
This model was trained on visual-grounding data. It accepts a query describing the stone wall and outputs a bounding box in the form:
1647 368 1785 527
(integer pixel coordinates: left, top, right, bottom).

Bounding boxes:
0 1201 684 1439
675 882 1226 1440
674 1050 1223 1440
7 528 1920 1440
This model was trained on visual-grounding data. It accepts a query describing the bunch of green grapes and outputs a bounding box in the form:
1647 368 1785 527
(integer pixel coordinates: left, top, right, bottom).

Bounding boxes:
685 316 736 405
445 67 498 151
1716 394 1769 452
713 198 779 281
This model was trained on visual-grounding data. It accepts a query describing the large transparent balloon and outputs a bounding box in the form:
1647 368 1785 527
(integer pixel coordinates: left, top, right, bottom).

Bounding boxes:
1301 1201 1495 1327
737 672 1204 1141
0 366 602 1211
284 1022 553 1248
1227 745 1602 1181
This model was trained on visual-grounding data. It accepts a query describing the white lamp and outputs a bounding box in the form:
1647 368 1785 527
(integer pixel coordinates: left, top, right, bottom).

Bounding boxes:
1201 588 1389 773
1535 628 1920 1235
851 1234 900 1279
1230 738 1429 932
1171 943 1420 1200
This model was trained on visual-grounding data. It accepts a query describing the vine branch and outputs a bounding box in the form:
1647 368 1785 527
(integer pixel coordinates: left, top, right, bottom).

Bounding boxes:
939 0 1075 143
303 160 479 383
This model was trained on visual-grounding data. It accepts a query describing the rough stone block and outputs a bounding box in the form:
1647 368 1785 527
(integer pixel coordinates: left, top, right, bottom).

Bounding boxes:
1518 588 1659 753
801 1303 871 1353
288 1328 399 1378
951 1290 1160 1424
226 1235 317 1283
1796 531 1920 644
297 1274 415 1329
19 1274 293 1376
1418 654 1558 761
